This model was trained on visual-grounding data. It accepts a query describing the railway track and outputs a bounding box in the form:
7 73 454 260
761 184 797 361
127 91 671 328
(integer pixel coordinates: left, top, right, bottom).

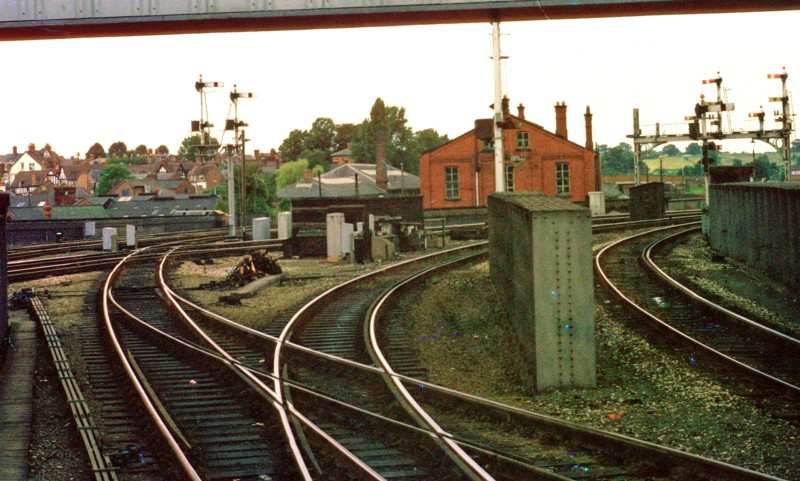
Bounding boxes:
7 235 283 282
31 212 777 480
103 248 300 480
364 247 786 481
595 224 800 406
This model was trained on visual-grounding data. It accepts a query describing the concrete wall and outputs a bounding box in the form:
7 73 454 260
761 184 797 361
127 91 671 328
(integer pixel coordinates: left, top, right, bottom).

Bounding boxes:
488 192 595 391
709 182 800 290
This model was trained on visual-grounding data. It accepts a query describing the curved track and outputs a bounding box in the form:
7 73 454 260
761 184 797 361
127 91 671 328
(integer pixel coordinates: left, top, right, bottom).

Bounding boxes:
596 224 800 402
364 249 786 481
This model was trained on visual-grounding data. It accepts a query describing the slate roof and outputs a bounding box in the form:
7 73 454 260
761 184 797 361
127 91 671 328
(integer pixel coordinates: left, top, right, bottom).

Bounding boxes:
278 163 420 199
51 206 110 220
8 207 44 221
103 195 219 218
9 193 52 208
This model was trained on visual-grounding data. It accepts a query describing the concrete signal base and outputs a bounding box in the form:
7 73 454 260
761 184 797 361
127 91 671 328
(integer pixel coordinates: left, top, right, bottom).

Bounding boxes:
488 192 596 391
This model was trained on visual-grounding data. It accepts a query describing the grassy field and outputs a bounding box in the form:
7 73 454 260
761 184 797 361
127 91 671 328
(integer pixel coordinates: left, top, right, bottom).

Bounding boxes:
643 151 781 173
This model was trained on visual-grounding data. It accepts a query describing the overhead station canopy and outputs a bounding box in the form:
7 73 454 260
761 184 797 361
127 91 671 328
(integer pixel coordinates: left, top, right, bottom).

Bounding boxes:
0 0 797 40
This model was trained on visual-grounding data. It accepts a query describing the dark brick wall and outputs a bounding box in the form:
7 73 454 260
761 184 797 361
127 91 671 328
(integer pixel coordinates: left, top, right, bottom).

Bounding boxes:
629 182 666 220
6 215 224 245
288 195 423 225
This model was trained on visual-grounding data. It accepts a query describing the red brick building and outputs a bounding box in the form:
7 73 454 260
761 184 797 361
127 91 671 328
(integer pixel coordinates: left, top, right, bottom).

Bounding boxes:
420 100 599 209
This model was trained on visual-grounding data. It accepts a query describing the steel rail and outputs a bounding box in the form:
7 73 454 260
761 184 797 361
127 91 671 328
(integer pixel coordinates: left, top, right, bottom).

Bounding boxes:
595 224 800 399
101 247 202 481
364 241 786 481
365 250 496 481
643 227 800 349
156 248 315 481
156 229 780 480
270 241 488 404
642 227 800 350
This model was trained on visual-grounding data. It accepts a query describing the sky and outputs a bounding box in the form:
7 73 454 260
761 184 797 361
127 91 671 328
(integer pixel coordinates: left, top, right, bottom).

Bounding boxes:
1 8 799 160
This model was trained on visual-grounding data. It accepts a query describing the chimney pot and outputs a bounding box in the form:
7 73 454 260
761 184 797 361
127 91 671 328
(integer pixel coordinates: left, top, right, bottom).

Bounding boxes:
584 106 594 151
554 102 568 140
376 130 388 191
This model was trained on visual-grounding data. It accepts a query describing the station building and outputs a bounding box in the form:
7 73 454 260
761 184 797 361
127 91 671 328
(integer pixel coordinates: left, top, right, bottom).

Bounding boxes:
419 99 599 209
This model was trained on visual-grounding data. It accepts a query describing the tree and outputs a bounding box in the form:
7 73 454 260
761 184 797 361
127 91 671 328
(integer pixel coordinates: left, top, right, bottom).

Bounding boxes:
108 141 128 158
682 163 702 176
350 98 415 170
134 144 149 156
278 129 307 163
754 154 771 179
275 159 310 190
214 163 277 219
156 144 169 155
685 142 702 155
731 158 743 166
95 163 133 195
403 128 449 174
178 133 219 163
305 117 336 152
86 142 106 159
600 142 635 175
333 123 357 152
661 144 681 157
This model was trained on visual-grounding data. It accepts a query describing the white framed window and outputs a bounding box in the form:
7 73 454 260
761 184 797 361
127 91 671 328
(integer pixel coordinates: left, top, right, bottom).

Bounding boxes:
556 162 570 196
516 131 530 150
445 166 459 200
504 165 514 192
482 139 494 152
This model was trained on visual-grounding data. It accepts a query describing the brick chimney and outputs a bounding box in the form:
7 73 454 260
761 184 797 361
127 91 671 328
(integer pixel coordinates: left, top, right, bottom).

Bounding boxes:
28 143 36 153
517 103 525 121
375 130 388 192
584 106 593 150
44 143 51 153
43 200 51 220
12 146 17 155
554 102 568 139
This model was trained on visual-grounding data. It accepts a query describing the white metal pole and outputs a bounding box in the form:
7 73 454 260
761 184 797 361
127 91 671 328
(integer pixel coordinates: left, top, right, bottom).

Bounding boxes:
227 148 236 236
492 21 505 194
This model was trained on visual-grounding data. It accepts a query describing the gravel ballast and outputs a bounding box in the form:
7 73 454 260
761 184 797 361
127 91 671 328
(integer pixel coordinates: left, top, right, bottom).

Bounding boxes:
18 234 800 480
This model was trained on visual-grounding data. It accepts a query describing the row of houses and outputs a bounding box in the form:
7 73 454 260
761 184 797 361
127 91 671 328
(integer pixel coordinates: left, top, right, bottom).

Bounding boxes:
0 143 285 200
7 99 599 210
